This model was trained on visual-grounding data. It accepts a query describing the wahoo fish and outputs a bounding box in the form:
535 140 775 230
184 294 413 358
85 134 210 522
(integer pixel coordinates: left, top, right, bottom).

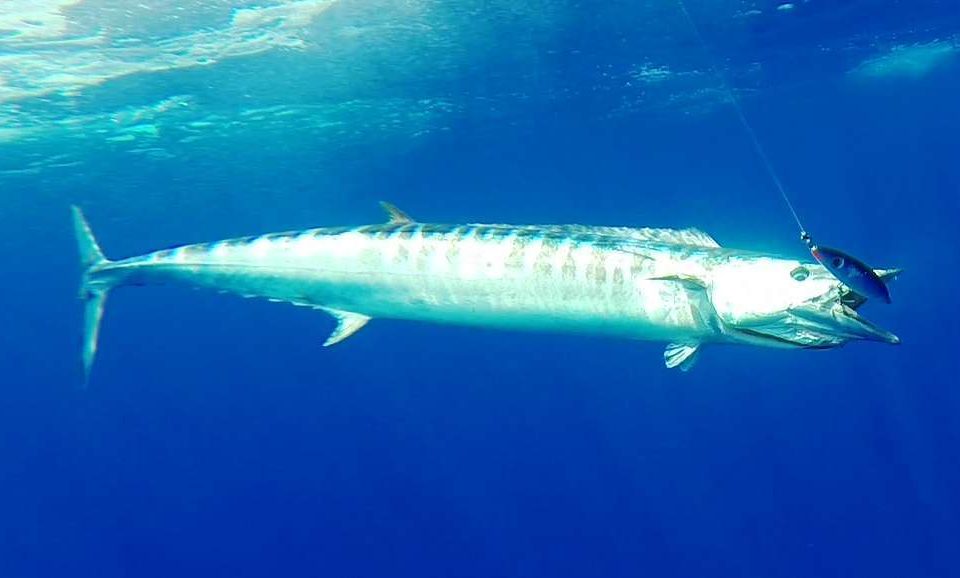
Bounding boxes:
71 203 900 382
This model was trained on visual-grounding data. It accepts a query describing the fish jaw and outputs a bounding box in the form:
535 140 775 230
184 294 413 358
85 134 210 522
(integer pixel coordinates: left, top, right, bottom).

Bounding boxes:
724 301 900 349
788 302 900 345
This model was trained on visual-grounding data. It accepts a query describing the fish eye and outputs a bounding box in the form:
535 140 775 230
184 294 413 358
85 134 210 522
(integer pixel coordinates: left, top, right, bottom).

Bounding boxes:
831 256 844 268
790 266 809 281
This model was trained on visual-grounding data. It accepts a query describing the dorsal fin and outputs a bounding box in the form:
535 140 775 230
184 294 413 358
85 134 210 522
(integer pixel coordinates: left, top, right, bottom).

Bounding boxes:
671 228 720 248
536 225 721 248
623 227 720 248
379 201 413 224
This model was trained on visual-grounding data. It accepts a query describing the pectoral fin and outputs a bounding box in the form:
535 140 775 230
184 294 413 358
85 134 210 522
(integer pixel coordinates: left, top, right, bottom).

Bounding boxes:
652 274 725 337
664 342 701 371
650 274 707 291
321 308 371 346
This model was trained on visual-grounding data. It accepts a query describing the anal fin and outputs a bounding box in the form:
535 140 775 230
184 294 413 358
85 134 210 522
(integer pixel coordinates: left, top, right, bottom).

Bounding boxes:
321 308 371 346
664 342 701 372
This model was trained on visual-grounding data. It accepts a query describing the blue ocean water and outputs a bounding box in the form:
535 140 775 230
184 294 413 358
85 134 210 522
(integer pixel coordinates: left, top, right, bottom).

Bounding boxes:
2 1 959 576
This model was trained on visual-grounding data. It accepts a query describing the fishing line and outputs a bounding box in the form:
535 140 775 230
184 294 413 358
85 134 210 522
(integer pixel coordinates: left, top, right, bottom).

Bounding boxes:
675 0 807 234
673 0 895 304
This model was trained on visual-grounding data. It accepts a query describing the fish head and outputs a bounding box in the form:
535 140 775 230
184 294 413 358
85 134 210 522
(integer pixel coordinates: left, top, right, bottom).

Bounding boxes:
710 255 900 348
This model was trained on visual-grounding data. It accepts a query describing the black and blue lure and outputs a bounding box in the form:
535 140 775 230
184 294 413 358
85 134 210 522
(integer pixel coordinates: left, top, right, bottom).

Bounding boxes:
801 232 892 304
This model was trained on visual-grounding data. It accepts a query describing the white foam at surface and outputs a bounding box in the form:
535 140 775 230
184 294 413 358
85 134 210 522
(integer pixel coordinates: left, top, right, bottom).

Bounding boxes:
850 39 958 80
5 0 952 179
0 0 83 42
0 92 457 177
0 0 338 104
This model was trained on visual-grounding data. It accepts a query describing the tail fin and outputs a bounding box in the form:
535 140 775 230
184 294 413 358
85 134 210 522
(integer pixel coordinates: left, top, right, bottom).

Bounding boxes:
71 206 111 386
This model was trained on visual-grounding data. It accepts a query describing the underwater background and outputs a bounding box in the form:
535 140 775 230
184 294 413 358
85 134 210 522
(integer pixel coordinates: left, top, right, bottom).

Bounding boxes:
2 1 959 576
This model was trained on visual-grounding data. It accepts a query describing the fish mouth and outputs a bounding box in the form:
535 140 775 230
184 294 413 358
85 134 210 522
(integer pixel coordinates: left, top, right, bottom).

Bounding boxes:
734 288 900 348
835 303 899 344
830 270 901 344
788 300 900 346
732 268 901 348
782 268 902 346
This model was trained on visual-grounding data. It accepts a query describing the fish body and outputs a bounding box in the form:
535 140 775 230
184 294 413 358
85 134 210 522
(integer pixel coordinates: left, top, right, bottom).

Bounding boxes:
72 204 900 382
